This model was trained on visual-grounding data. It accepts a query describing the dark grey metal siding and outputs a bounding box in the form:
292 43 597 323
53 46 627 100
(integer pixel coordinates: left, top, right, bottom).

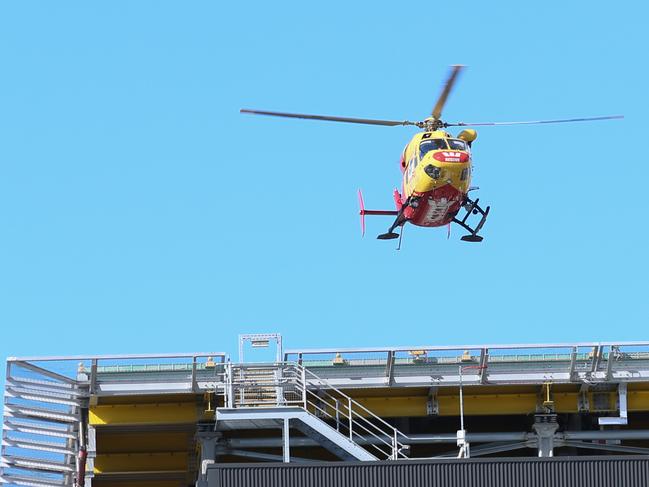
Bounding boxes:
208 456 649 487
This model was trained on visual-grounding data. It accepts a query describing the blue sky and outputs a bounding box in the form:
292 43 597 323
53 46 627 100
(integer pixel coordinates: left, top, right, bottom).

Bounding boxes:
0 1 647 370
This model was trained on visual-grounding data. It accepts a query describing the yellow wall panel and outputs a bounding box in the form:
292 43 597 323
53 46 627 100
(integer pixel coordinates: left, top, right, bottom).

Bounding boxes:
96 431 193 454
354 396 428 417
94 452 188 473
90 403 198 426
628 390 649 411
92 481 183 487
553 392 578 413
439 393 538 416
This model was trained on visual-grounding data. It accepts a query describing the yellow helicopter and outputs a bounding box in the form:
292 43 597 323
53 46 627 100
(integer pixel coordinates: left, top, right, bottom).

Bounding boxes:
242 66 622 243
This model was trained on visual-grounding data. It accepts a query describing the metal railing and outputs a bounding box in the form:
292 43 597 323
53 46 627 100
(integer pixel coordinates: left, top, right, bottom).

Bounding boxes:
223 362 409 460
284 342 649 386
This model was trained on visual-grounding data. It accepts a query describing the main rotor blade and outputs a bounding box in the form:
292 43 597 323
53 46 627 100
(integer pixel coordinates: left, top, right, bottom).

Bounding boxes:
431 65 465 120
447 115 624 127
240 109 418 127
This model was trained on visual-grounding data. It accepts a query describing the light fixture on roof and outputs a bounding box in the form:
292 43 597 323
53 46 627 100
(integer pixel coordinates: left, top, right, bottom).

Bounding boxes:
409 350 427 363
333 352 347 366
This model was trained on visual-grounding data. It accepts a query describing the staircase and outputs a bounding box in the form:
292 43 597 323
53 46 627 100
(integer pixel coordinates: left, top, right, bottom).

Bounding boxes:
218 363 408 461
1 360 89 487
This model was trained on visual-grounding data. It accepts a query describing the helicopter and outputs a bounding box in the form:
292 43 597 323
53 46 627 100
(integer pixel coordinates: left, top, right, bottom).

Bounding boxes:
241 65 622 244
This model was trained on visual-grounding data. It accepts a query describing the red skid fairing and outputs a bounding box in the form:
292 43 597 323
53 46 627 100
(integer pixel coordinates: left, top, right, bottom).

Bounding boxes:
408 185 464 227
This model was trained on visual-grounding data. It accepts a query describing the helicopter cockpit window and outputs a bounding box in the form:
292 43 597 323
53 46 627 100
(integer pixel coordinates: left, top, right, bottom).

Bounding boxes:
448 139 468 151
419 139 448 159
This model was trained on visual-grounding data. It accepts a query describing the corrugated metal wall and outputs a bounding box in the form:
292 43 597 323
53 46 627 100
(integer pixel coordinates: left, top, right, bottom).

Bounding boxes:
208 457 649 487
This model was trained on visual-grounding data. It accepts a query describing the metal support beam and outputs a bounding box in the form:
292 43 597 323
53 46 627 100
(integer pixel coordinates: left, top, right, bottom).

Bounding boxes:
224 449 325 463
10 360 77 385
605 346 618 381
226 432 533 449
590 345 602 374
561 440 649 455
532 415 558 457
426 387 438 416
196 432 221 481
578 383 590 412
439 441 531 458
562 429 649 441
385 351 395 386
568 347 577 381
479 349 489 384
599 383 628 425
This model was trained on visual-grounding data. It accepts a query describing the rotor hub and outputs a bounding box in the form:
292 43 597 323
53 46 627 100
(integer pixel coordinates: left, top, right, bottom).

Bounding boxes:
419 118 447 132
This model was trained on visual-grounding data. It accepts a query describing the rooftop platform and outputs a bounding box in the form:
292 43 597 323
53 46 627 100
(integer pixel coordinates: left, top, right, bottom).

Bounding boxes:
3 339 649 487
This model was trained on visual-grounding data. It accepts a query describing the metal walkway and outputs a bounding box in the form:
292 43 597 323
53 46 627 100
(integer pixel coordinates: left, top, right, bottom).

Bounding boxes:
284 341 649 388
217 363 408 462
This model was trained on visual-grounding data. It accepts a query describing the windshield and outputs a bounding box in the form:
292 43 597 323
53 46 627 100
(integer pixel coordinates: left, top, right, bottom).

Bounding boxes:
448 139 468 151
419 139 448 159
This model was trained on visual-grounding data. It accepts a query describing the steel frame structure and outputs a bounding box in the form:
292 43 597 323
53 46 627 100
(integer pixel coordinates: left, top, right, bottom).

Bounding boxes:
3 339 649 486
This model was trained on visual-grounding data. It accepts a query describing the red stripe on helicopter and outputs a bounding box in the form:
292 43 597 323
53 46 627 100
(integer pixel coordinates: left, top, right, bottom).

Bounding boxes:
433 151 469 163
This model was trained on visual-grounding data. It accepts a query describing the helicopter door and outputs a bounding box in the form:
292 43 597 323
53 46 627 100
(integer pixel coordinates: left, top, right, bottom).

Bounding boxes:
406 154 417 183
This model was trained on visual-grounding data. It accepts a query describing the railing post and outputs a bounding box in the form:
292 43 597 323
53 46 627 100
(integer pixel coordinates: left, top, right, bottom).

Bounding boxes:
226 362 234 408
275 363 284 406
348 397 353 440
392 429 398 460
335 399 340 431
191 356 197 393
90 359 97 395
301 366 307 409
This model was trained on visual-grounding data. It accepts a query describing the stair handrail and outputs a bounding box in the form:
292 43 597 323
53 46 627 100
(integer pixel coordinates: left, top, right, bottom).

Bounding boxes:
291 363 409 460
222 362 408 459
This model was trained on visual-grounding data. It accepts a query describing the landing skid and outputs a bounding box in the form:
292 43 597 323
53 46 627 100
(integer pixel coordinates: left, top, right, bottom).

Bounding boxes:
453 197 490 243
460 234 484 242
377 232 400 240
376 198 410 242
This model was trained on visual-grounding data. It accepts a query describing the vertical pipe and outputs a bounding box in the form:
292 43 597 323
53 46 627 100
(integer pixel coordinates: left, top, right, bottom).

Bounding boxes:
283 418 290 463
459 366 465 432
75 408 88 487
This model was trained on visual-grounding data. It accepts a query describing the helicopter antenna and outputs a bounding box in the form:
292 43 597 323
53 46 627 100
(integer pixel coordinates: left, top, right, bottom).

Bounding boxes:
397 224 405 251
